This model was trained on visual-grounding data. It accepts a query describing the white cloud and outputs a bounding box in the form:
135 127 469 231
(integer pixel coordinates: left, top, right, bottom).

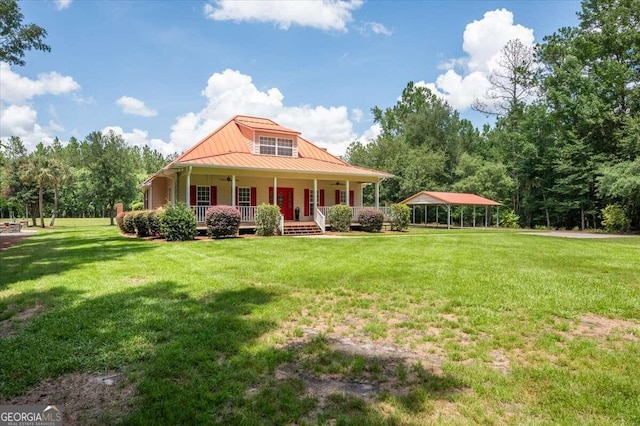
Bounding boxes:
361 21 392 36
423 9 534 111
0 104 53 147
0 62 81 104
116 96 158 117
351 108 363 123
356 123 381 145
102 126 177 157
169 69 360 156
55 0 72 10
203 0 363 32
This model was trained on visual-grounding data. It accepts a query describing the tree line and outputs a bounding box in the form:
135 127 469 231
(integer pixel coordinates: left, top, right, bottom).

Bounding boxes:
346 0 639 230
0 132 174 226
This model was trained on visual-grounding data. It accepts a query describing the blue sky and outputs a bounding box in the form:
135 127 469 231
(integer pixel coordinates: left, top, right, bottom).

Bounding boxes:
1 0 580 156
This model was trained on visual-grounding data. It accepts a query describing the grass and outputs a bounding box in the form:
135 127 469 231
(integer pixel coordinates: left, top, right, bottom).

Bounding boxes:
1 222 639 424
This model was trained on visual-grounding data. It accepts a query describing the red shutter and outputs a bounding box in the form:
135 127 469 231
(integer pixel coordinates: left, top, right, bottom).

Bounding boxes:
349 190 355 207
269 187 273 204
320 189 325 206
335 190 340 205
210 186 217 206
304 189 310 216
251 187 257 206
189 185 196 206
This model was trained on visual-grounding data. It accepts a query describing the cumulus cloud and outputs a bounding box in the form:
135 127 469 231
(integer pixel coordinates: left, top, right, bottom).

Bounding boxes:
423 9 534 111
55 0 72 10
0 62 81 104
351 108 363 123
203 0 363 32
0 104 54 147
356 123 381 145
116 96 158 117
102 126 177 157
169 69 360 156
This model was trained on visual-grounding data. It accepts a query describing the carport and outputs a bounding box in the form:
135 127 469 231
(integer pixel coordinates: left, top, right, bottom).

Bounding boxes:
400 191 502 229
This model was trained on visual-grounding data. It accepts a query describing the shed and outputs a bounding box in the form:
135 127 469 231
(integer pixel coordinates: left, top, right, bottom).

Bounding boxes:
400 191 502 229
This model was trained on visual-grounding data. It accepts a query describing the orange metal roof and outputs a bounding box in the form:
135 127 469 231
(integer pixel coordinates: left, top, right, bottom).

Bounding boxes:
401 191 501 206
161 115 392 178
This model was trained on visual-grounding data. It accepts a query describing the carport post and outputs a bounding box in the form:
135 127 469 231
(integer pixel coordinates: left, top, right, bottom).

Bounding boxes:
425 205 427 226
412 205 415 224
436 206 438 227
461 206 464 229
496 206 500 227
485 206 488 228
473 206 476 228
447 204 451 229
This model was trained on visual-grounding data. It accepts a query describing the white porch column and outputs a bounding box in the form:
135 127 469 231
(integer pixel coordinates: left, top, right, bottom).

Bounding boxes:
345 180 350 205
231 175 236 207
375 180 380 209
273 177 278 204
313 179 318 210
185 166 192 206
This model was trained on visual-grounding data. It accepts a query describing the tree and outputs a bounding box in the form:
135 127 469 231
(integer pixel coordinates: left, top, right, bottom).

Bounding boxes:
22 143 56 228
85 131 138 225
0 0 50 66
472 39 537 117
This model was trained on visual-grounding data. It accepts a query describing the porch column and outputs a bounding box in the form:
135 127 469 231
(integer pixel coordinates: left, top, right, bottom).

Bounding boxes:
375 180 380 209
185 166 192 206
345 180 350 205
231 175 236 207
273 177 278 204
313 179 318 210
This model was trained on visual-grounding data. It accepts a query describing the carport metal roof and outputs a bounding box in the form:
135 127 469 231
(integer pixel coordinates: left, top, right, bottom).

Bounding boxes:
400 191 501 206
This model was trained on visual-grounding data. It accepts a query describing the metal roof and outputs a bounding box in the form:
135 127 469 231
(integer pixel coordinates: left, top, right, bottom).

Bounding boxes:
401 191 501 206
152 115 392 179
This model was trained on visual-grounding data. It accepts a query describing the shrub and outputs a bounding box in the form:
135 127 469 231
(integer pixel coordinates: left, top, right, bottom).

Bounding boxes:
389 203 411 231
159 203 197 241
147 210 161 237
499 210 520 228
357 208 384 232
602 204 629 233
255 204 281 236
133 211 149 237
131 201 143 211
116 211 127 232
205 205 241 238
329 205 353 232
122 212 136 234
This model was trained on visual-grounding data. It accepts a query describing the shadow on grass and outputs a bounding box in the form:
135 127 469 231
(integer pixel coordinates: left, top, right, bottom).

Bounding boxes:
0 230 153 289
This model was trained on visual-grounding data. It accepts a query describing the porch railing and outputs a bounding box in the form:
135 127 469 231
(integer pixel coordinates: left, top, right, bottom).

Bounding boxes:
314 207 326 233
192 205 390 224
191 205 256 223
279 213 285 235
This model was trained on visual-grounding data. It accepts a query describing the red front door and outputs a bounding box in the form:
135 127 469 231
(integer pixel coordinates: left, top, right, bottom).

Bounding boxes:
269 187 294 220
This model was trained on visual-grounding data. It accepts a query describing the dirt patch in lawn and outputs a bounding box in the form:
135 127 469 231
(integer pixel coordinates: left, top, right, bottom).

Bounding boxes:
0 304 43 338
559 314 639 341
0 372 137 425
0 233 32 253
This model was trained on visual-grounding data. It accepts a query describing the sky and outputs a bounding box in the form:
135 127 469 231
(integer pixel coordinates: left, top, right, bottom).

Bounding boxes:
0 0 581 157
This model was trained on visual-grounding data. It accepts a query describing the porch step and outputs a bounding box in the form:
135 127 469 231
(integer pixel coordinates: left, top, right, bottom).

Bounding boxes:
283 223 323 236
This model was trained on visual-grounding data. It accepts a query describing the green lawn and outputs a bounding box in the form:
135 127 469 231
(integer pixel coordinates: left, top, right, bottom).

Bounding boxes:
1 224 639 425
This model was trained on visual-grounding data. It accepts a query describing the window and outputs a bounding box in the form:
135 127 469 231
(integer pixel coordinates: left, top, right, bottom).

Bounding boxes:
258 136 294 157
238 187 251 207
340 190 347 205
309 190 317 216
197 186 210 206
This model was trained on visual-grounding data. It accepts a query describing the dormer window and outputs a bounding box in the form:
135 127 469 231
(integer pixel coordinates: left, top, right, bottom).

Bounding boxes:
257 136 296 157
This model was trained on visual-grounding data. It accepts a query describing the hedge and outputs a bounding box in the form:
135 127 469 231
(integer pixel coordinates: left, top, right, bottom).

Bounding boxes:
329 205 352 232
357 208 384 232
389 204 411 231
159 203 197 241
205 205 241 238
255 204 281 236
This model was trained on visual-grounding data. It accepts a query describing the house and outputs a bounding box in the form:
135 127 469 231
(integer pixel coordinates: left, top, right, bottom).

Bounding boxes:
142 115 393 233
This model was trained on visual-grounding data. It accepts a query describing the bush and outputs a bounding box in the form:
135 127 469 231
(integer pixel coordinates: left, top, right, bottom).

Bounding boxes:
357 208 384 232
205 205 241 238
329 205 353 232
133 211 149 237
602 204 630 233
499 210 520 228
116 211 128 232
255 204 281 236
122 212 136 234
147 210 161 237
131 201 143 211
159 203 197 241
389 204 410 231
